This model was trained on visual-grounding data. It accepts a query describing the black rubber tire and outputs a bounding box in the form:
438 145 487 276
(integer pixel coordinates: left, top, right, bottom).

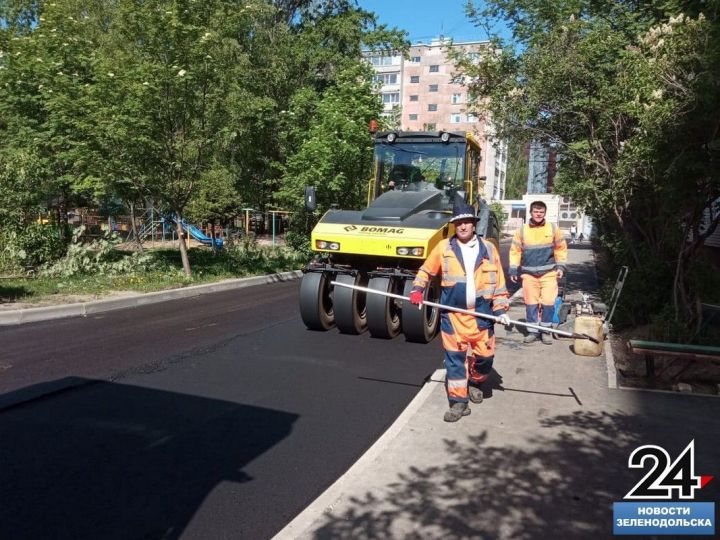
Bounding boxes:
299 272 335 331
366 277 402 339
334 273 368 334
402 278 440 343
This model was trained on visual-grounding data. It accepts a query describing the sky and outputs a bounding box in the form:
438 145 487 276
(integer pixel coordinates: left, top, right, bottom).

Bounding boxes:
355 0 504 44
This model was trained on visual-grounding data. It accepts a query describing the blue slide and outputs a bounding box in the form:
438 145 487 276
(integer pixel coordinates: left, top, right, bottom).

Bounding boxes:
166 216 223 249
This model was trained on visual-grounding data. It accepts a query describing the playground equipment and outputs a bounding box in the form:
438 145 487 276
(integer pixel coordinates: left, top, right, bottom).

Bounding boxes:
165 216 223 249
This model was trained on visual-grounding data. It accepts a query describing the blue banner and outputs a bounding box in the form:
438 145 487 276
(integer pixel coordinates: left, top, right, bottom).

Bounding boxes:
614 502 715 535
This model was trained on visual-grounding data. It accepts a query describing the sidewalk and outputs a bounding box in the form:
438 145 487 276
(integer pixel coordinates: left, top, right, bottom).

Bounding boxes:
276 245 720 540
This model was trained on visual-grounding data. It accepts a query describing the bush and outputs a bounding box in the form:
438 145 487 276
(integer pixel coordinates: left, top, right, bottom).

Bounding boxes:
490 202 507 231
595 230 720 344
0 224 68 273
40 226 156 278
225 237 306 275
284 230 312 260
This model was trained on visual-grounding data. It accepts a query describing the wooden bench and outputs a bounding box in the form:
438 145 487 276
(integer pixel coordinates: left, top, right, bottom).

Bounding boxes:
627 339 720 378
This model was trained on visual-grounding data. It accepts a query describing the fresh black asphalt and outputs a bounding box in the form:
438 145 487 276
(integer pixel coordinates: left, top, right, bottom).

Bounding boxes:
0 239 514 539
0 280 443 539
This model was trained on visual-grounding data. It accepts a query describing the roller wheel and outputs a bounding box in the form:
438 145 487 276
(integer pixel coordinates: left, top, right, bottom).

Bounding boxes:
367 277 402 339
402 278 440 343
299 272 335 331
334 273 368 334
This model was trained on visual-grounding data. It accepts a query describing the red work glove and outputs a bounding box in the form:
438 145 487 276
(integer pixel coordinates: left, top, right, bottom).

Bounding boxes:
409 290 423 308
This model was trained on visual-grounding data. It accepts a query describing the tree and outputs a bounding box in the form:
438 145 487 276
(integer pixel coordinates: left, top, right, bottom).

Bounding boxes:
0 0 407 276
504 139 528 199
236 0 407 217
458 0 720 335
185 166 240 255
0 0 108 235
276 62 384 215
91 0 262 275
274 3 407 217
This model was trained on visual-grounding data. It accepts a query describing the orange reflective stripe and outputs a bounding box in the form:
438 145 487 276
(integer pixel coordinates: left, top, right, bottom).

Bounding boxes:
447 377 468 399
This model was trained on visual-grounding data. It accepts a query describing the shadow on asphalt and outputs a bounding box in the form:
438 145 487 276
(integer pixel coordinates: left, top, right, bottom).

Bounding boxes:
0 378 298 540
309 405 720 539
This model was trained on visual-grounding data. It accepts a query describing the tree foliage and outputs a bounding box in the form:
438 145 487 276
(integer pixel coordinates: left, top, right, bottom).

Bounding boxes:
504 139 528 199
459 0 720 336
0 0 406 275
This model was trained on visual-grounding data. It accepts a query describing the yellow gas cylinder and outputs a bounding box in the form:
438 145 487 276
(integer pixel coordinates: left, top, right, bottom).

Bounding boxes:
573 315 605 356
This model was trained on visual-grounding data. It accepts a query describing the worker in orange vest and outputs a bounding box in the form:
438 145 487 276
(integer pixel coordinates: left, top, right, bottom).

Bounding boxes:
509 200 568 344
410 198 510 422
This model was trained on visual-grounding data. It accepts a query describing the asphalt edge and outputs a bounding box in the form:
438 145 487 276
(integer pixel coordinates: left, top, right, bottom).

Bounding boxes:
586 248 619 389
605 333 619 389
0 270 303 326
272 368 447 540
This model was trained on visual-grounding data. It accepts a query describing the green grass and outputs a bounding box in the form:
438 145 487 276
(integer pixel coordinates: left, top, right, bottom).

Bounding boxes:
0 244 307 304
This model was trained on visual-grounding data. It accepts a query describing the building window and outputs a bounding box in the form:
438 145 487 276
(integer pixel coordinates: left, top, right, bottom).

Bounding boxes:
409 114 418 121
428 84 438 92
410 56 421 63
466 113 478 122
426 123 436 130
382 92 400 104
409 95 419 102
374 72 398 85
452 93 462 104
370 55 401 66
450 113 462 123
410 75 420 83
428 104 437 111
429 65 439 73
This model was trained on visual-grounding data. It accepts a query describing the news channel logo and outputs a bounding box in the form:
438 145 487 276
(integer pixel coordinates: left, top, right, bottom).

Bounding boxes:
613 440 715 536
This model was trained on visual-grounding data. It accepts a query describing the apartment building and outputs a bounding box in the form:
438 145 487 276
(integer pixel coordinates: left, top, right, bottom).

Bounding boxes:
365 38 507 201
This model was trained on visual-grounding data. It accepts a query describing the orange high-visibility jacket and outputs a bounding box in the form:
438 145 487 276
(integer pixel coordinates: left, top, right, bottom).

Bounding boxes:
412 236 509 329
509 221 567 277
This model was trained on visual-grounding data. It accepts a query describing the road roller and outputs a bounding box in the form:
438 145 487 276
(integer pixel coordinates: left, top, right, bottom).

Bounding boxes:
299 130 500 342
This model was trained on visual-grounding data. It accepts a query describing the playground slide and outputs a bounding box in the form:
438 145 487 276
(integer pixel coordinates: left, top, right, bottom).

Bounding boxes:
167 216 223 248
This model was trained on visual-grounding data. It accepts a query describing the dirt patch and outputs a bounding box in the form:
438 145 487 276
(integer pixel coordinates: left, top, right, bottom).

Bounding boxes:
610 328 720 396
0 290 142 311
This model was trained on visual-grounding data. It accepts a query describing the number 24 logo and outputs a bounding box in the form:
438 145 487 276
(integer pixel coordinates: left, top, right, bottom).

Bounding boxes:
625 440 713 500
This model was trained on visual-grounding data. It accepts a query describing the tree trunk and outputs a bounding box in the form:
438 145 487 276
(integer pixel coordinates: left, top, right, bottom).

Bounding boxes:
175 212 192 276
129 200 144 252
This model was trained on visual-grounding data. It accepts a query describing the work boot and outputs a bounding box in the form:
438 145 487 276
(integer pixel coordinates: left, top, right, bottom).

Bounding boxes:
469 384 484 404
443 402 470 422
523 333 539 344
541 332 553 345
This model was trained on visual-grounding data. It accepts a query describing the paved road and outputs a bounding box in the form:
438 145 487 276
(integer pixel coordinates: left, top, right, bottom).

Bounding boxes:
0 281 442 540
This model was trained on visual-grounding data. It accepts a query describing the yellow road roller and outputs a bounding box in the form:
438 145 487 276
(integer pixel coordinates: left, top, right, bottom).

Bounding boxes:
299 130 500 342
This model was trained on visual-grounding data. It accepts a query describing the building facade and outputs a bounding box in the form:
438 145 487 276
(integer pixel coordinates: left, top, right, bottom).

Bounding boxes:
365 38 507 201
526 141 557 194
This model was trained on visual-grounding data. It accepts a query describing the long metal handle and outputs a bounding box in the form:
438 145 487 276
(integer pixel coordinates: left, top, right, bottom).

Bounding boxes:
605 265 628 326
330 280 600 343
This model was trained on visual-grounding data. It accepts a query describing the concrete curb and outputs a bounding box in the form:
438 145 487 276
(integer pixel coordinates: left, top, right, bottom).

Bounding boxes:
616 384 720 398
604 334 619 389
0 270 303 326
273 368 447 540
